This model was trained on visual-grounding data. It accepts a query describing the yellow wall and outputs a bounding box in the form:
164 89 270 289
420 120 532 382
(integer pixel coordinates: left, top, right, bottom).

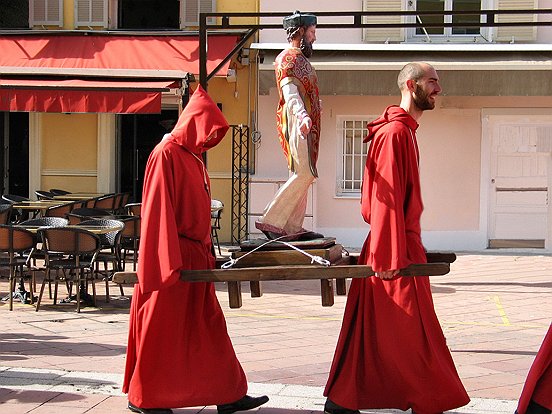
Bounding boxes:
40 113 98 192
62 0 74 29
38 0 259 243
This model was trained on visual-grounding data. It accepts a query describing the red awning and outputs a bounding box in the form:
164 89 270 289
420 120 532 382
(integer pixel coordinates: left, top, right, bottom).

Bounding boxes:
0 34 238 113
0 78 178 113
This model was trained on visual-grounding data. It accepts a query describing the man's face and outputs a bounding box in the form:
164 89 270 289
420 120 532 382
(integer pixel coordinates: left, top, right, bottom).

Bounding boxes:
412 68 442 111
300 25 316 58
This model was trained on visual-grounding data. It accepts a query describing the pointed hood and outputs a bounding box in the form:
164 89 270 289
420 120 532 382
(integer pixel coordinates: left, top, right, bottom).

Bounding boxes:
169 85 229 154
364 105 419 143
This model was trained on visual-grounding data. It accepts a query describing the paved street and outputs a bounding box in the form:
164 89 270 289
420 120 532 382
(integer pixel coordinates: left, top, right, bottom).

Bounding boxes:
0 252 550 413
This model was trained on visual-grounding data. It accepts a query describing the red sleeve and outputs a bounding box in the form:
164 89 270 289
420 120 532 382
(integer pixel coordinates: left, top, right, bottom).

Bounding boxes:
361 126 412 272
137 146 184 294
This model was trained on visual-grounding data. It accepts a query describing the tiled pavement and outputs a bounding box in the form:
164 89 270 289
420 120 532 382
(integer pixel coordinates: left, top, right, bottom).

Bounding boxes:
0 252 551 413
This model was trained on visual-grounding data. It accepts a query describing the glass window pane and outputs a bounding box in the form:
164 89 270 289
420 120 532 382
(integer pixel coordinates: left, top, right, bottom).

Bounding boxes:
416 0 445 35
452 0 481 35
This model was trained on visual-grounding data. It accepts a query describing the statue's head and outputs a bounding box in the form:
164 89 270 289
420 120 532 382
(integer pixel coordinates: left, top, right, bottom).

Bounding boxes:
283 10 317 58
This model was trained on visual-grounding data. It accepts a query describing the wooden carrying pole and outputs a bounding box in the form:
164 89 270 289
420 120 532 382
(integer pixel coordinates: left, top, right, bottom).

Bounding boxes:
113 261 451 309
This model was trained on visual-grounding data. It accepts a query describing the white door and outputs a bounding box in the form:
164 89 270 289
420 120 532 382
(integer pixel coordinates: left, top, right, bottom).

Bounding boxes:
488 117 552 248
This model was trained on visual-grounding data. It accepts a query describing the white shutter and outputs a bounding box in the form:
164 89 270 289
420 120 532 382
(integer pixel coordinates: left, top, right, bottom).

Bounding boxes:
362 0 403 43
181 0 215 27
31 0 63 27
495 0 536 42
75 0 107 27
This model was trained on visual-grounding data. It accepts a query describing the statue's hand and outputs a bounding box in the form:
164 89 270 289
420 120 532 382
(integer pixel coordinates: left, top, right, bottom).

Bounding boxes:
300 116 312 138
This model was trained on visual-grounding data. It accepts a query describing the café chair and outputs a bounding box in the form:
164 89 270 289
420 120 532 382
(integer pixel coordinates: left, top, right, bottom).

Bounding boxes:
18 217 69 297
211 199 224 255
66 207 112 224
118 216 141 271
35 227 101 313
2 194 31 223
0 203 13 224
93 194 118 213
44 201 79 218
77 218 124 302
0 224 37 311
125 202 141 217
113 192 131 215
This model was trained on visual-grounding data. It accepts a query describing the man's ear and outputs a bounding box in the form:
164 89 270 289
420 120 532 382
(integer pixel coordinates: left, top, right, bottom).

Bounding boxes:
406 78 416 92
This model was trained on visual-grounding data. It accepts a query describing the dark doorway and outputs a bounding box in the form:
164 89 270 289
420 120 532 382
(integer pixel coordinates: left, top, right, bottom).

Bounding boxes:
118 110 178 202
118 0 179 29
0 112 29 197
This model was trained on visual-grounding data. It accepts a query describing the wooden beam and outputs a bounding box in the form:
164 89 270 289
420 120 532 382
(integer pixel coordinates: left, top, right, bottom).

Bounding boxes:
113 262 450 285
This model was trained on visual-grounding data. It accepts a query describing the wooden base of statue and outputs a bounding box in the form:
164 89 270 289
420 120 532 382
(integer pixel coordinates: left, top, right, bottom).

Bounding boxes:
233 237 343 305
233 237 346 307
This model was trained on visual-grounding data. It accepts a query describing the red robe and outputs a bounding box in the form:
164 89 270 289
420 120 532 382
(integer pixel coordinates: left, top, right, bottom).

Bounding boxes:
517 324 552 414
324 106 470 413
123 86 247 409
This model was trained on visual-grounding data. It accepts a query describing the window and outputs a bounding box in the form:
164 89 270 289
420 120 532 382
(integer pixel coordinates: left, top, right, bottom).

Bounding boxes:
75 0 107 28
181 0 216 26
31 0 63 27
0 0 30 28
117 0 180 29
336 117 375 196
407 0 490 42
113 0 214 29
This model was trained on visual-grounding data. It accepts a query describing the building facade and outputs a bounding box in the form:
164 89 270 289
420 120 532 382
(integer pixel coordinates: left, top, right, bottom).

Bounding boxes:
0 0 257 242
250 0 552 251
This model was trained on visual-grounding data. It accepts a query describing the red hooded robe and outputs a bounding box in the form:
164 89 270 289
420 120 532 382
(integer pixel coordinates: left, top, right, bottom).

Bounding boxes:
517 324 552 414
123 86 247 409
324 106 469 413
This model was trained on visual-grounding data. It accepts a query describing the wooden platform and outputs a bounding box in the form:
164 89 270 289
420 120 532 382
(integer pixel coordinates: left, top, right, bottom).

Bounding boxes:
239 237 337 251
112 239 456 308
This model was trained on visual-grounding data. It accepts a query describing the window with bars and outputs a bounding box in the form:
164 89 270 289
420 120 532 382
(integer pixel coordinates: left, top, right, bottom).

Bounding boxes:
336 117 375 196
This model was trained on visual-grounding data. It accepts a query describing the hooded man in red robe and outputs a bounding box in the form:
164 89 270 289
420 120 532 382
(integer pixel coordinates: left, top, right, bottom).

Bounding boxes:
123 85 268 414
516 323 552 414
323 63 470 414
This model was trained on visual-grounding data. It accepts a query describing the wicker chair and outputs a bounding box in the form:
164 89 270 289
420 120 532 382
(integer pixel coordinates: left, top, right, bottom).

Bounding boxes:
18 217 69 296
78 219 124 302
44 201 78 218
0 203 13 224
36 227 101 313
66 207 112 224
125 202 141 217
2 194 31 223
118 216 141 271
93 194 118 213
211 199 224 255
0 224 37 311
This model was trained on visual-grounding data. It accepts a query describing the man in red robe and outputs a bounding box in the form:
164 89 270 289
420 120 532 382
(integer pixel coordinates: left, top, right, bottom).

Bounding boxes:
516 323 552 414
323 62 470 414
123 86 268 414
255 10 323 241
